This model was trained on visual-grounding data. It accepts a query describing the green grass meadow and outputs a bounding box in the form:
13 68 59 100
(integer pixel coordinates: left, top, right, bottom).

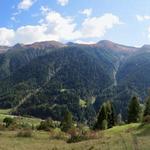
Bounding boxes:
0 124 149 150
0 109 149 150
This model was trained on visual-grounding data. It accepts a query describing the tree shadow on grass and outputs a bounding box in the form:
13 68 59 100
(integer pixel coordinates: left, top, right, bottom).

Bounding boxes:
136 123 150 137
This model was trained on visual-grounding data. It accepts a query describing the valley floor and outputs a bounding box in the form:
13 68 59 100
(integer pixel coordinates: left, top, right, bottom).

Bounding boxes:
0 123 149 150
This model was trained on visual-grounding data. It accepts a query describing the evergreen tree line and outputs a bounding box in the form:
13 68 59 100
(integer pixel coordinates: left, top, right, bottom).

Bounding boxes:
93 96 150 130
93 101 116 130
60 95 150 132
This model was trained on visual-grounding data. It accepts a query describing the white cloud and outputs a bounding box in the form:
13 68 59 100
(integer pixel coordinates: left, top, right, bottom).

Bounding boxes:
40 6 50 14
0 8 121 45
1 10 80 45
80 8 93 17
15 25 56 44
43 11 81 40
18 0 36 10
75 40 95 44
136 15 150 21
0 28 15 45
80 13 121 38
148 27 150 39
57 0 69 6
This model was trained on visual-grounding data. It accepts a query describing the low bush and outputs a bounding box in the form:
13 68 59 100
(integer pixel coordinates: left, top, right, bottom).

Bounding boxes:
3 117 15 128
49 128 68 140
67 127 98 143
8 122 19 131
21 122 32 129
67 135 88 143
143 115 150 124
67 127 80 137
0 123 5 131
85 131 99 139
17 129 32 137
37 119 55 131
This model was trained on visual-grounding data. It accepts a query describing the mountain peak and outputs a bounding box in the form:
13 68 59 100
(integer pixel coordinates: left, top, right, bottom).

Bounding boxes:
13 43 24 48
97 40 137 53
25 41 66 49
97 40 114 45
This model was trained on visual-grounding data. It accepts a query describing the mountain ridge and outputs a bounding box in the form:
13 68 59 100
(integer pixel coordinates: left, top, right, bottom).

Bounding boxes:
1 40 146 52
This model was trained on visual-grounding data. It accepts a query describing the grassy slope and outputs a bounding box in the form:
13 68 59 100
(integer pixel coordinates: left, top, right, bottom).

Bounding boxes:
0 109 41 126
0 123 149 150
0 109 149 150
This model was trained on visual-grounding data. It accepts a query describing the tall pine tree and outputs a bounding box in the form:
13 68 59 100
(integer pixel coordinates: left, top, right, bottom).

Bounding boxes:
106 101 116 128
94 103 107 130
94 101 116 130
128 96 141 123
61 109 73 132
144 97 150 116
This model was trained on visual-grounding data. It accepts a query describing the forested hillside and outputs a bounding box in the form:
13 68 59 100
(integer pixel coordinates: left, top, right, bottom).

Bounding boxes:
0 40 149 123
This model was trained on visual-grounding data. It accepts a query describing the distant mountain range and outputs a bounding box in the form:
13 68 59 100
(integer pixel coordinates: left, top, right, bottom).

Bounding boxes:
0 40 149 123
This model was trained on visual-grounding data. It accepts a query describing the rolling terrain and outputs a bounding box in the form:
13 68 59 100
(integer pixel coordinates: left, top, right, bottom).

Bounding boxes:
0 122 149 150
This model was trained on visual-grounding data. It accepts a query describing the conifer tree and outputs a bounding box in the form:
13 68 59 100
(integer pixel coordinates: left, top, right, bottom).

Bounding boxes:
117 113 123 125
94 103 107 130
144 97 150 116
107 101 116 128
61 109 73 132
94 101 116 130
128 96 141 123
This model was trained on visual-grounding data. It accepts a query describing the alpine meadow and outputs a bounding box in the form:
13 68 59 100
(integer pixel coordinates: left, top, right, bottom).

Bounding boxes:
0 0 150 150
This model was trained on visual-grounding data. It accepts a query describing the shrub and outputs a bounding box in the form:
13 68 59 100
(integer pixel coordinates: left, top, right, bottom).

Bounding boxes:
143 115 150 124
0 123 5 131
67 135 88 143
21 122 32 129
61 110 73 132
67 127 98 143
8 122 19 131
85 131 99 139
49 128 68 140
37 119 55 131
77 124 90 135
68 127 80 137
17 129 32 137
3 117 14 127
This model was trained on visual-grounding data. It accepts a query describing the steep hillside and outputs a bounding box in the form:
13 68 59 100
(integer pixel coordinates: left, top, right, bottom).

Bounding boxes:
117 49 150 98
94 46 150 119
7 45 120 122
0 41 65 80
0 40 149 122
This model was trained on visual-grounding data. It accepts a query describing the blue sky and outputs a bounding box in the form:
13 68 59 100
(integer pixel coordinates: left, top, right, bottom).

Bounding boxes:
1 0 150 46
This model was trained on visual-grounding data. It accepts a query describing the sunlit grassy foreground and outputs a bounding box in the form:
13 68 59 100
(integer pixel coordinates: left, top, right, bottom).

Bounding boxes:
0 123 149 150
0 109 149 150
0 109 42 125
